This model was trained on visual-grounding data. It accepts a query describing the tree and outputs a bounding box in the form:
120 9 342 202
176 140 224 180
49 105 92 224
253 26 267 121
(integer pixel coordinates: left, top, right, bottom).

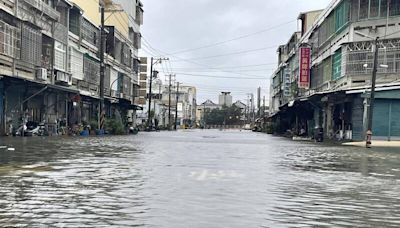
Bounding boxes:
204 105 242 125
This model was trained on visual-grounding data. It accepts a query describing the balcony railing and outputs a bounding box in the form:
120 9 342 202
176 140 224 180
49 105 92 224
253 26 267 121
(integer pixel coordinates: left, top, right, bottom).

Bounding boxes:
20 0 60 21
0 0 15 13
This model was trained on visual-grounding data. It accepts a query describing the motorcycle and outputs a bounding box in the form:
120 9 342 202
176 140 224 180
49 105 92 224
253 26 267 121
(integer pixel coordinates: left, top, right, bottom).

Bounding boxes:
13 121 48 137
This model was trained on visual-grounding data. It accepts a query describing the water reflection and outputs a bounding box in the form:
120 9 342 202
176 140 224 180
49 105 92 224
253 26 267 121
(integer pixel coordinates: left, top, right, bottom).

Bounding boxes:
0 131 399 227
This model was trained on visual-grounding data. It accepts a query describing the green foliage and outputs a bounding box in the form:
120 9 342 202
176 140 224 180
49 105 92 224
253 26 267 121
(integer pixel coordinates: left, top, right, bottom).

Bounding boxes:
89 119 99 130
204 105 243 125
105 118 126 135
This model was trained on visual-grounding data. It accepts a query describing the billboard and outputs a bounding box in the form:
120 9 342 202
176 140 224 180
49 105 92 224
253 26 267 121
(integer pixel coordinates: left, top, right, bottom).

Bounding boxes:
299 47 311 89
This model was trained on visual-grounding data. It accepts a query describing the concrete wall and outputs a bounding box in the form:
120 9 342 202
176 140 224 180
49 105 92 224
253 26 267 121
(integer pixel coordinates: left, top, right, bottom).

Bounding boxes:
70 0 100 26
105 9 130 39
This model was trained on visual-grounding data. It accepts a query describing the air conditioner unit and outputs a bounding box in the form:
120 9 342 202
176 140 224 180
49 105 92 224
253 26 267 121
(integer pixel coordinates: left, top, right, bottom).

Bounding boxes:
36 68 48 81
55 71 72 86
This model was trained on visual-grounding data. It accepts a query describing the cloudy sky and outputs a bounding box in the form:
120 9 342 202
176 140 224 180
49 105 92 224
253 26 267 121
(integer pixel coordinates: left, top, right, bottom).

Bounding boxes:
140 0 331 104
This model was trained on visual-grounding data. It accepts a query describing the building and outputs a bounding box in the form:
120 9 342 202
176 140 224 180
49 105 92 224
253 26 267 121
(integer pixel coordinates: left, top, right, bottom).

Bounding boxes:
0 0 143 135
138 57 148 106
161 84 197 128
270 0 400 141
219 92 233 107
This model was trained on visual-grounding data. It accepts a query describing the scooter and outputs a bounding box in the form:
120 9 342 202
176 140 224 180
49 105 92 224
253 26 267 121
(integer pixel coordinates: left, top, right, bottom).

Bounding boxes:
14 121 48 137
13 123 27 136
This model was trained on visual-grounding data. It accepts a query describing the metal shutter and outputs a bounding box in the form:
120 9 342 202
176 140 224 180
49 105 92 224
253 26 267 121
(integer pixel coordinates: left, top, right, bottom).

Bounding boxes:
372 100 390 137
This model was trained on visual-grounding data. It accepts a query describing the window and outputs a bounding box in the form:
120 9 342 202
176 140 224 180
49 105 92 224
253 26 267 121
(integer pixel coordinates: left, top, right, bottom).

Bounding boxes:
83 55 100 84
69 47 84 80
390 0 400 16
359 0 369 19
369 0 380 17
332 49 342 80
81 19 99 48
21 24 42 66
335 1 350 32
54 41 66 71
380 0 388 17
69 10 80 36
323 56 332 82
0 20 20 58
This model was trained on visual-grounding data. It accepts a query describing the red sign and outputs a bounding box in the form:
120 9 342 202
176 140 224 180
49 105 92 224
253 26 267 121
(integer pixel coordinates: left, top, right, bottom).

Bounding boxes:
299 47 311 89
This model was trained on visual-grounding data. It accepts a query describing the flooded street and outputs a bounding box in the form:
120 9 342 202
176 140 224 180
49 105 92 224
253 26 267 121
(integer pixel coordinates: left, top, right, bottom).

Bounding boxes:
0 130 400 227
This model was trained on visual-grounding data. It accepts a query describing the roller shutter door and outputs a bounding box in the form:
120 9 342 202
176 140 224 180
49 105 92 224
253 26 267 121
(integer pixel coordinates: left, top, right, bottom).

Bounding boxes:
373 99 400 139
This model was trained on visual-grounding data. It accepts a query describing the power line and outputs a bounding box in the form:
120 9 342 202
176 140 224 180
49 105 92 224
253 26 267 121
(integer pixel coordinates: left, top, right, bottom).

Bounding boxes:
165 63 277 70
169 20 296 55
175 72 270 80
168 68 275 73
170 45 279 62
141 36 273 78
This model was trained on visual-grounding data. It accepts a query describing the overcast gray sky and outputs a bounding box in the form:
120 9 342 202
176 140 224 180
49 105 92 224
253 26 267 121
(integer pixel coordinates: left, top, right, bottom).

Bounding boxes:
140 0 331 104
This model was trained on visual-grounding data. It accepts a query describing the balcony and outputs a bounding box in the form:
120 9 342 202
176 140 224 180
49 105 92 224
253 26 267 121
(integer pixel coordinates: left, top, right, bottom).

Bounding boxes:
20 0 60 21
0 0 15 14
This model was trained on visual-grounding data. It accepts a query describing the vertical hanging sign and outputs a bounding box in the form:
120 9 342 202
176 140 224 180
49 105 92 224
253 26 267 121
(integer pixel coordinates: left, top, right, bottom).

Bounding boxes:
283 68 291 97
299 47 311 89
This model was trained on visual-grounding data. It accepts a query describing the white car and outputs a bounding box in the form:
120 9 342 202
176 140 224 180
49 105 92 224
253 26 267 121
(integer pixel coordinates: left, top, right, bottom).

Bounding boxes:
243 124 252 130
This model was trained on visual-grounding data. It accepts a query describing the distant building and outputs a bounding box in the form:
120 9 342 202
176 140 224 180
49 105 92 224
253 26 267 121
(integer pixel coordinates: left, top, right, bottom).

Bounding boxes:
233 100 247 121
160 85 197 128
219 92 233 107
233 100 246 110
196 100 220 125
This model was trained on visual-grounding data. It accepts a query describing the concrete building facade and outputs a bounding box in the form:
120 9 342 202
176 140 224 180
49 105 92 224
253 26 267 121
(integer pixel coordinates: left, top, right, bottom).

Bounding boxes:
270 0 400 141
0 0 143 135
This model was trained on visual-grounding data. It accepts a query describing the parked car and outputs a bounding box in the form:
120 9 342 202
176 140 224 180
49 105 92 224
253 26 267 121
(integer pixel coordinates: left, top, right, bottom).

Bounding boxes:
243 124 252 130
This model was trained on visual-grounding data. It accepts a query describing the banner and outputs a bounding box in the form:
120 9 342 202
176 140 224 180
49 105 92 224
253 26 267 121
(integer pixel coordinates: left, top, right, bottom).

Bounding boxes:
299 47 311 89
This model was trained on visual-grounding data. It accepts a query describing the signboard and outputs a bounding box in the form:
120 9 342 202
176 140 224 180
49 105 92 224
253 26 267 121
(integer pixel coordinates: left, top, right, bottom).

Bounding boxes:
177 103 183 112
299 47 311 89
283 68 291 97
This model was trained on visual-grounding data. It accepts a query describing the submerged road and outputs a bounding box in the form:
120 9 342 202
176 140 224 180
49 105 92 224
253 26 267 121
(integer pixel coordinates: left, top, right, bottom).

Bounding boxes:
0 130 399 227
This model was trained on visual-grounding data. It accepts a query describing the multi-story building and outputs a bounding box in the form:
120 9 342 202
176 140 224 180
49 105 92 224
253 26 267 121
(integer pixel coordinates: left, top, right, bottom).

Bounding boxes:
138 56 148 106
219 92 233 107
0 0 143 135
270 0 400 141
161 84 197 128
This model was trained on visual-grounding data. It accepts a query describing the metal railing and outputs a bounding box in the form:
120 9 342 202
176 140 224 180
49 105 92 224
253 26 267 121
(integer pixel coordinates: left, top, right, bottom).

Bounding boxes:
20 0 60 21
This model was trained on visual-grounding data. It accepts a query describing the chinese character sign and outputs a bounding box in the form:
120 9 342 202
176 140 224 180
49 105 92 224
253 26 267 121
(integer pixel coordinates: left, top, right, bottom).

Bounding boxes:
299 47 311 89
283 68 291 97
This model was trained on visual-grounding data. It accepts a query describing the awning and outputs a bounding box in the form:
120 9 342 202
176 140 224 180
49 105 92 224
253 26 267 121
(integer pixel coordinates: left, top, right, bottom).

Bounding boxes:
125 104 143 110
48 84 79 94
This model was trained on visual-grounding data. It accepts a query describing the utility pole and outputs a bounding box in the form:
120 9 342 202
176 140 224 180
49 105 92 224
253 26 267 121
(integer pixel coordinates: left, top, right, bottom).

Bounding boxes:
147 57 154 129
174 82 180 130
156 82 161 111
147 58 168 130
263 96 266 116
167 74 174 130
257 87 261 118
99 4 105 130
366 37 379 148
